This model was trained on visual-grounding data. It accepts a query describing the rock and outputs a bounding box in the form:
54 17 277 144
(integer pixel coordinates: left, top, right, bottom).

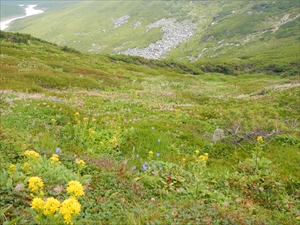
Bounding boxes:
213 14 219 20
112 15 130 28
120 18 196 59
212 128 225 142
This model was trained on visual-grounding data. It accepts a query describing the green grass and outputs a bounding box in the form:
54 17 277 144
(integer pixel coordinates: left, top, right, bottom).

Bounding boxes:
0 31 300 224
4 0 299 65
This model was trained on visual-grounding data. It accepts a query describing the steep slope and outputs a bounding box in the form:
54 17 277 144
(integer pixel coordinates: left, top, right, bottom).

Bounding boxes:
1 31 300 225
4 0 299 62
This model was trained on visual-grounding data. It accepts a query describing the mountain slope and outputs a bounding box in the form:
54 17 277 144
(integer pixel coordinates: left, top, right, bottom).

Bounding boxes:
1 31 300 225
4 0 300 62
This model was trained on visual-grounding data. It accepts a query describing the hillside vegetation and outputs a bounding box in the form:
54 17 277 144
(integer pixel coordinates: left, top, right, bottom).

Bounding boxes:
4 0 300 63
1 31 300 224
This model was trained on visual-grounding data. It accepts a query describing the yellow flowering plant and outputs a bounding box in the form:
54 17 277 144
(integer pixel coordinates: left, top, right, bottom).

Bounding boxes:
24 150 40 160
8 164 16 175
76 159 85 168
28 176 44 192
66 180 85 197
28 180 85 224
50 154 61 164
43 197 61 216
1 148 91 225
59 198 81 225
24 152 89 225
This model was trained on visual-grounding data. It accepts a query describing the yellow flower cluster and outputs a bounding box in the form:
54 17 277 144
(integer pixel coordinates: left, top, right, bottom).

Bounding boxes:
76 159 85 167
28 176 44 191
148 151 154 155
43 197 61 215
83 117 88 121
199 153 209 161
50 154 60 164
74 112 80 117
51 118 56 123
23 162 30 171
109 136 117 145
256 136 264 142
30 180 85 224
31 197 44 211
66 180 85 197
8 164 16 174
195 150 200 154
24 150 40 160
88 128 95 135
60 198 81 225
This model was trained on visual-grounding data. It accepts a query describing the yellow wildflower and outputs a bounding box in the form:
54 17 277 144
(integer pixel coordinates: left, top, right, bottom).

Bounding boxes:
199 153 208 161
51 118 56 123
99 141 104 146
31 197 44 211
182 158 186 162
28 176 44 191
195 150 200 154
43 197 61 215
60 198 81 225
24 150 40 160
109 137 117 145
204 153 208 160
8 164 16 174
88 128 95 135
23 162 30 171
66 180 84 197
83 117 88 121
74 112 80 117
199 155 205 161
76 159 85 167
50 154 60 164
256 136 264 142
148 151 154 155
92 118 96 122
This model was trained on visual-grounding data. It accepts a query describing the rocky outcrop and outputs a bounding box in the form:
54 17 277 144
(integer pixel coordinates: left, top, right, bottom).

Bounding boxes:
132 21 141 29
120 18 197 59
112 15 130 28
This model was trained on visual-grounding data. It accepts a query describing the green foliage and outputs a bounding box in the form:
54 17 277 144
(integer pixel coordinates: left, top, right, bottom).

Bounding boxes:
0 30 299 224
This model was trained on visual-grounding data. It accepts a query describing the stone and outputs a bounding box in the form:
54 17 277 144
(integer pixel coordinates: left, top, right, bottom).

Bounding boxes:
212 128 225 142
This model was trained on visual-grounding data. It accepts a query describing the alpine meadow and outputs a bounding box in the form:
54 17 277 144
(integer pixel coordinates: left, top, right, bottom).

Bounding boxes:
0 0 299 224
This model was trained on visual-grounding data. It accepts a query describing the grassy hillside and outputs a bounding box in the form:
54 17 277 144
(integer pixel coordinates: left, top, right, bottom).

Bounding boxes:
4 0 300 63
1 31 300 224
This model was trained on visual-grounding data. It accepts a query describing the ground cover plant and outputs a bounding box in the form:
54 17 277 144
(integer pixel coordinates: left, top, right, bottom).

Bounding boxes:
0 31 300 224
